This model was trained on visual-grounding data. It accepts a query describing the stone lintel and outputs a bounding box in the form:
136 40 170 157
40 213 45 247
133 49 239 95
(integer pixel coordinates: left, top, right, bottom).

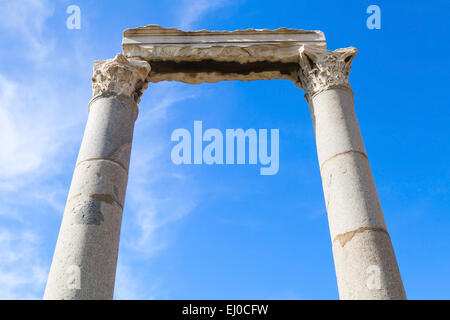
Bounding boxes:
122 25 326 84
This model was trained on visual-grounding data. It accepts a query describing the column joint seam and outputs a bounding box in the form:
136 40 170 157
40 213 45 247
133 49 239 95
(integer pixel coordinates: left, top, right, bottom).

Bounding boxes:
320 150 368 172
76 158 128 173
88 93 139 120
67 193 124 210
333 226 390 247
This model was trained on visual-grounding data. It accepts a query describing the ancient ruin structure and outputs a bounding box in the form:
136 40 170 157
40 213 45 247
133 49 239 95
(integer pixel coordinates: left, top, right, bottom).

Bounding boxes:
44 25 406 300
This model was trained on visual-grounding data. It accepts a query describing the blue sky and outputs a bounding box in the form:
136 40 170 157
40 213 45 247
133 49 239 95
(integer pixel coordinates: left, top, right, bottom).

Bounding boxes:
0 0 448 299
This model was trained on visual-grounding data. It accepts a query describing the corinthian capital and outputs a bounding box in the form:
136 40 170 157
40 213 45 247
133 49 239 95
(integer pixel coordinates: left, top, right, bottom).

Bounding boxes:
297 46 358 99
92 54 151 103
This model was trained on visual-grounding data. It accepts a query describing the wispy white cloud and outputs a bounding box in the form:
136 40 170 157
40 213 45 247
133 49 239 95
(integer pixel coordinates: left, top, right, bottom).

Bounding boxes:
138 92 196 125
0 0 231 300
0 0 55 61
0 70 86 224
114 261 163 300
109 1 233 298
0 0 89 299
0 75 80 184
114 262 147 300
0 229 48 299
123 83 201 256
177 0 229 30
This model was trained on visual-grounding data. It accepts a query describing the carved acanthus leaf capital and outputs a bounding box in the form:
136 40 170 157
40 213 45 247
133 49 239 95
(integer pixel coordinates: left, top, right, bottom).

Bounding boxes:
297 46 358 99
92 54 151 103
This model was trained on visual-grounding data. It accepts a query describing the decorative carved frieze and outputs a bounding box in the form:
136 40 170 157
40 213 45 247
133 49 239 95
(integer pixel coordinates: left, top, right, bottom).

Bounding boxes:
122 25 326 84
92 54 151 103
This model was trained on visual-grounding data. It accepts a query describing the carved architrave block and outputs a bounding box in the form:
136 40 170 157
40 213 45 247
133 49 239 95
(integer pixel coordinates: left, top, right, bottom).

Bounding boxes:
122 25 326 84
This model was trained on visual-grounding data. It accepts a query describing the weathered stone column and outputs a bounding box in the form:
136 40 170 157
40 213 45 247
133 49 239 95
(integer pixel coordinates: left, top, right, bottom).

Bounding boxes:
44 54 150 300
297 46 406 299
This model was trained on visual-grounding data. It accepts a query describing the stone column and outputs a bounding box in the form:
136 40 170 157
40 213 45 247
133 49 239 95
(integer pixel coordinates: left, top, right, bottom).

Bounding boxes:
297 46 406 299
44 54 150 300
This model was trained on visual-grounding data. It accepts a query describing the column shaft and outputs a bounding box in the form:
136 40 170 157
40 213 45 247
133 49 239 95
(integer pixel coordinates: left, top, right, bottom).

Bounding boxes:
44 54 150 300
297 46 406 299
44 95 137 299
309 87 406 299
